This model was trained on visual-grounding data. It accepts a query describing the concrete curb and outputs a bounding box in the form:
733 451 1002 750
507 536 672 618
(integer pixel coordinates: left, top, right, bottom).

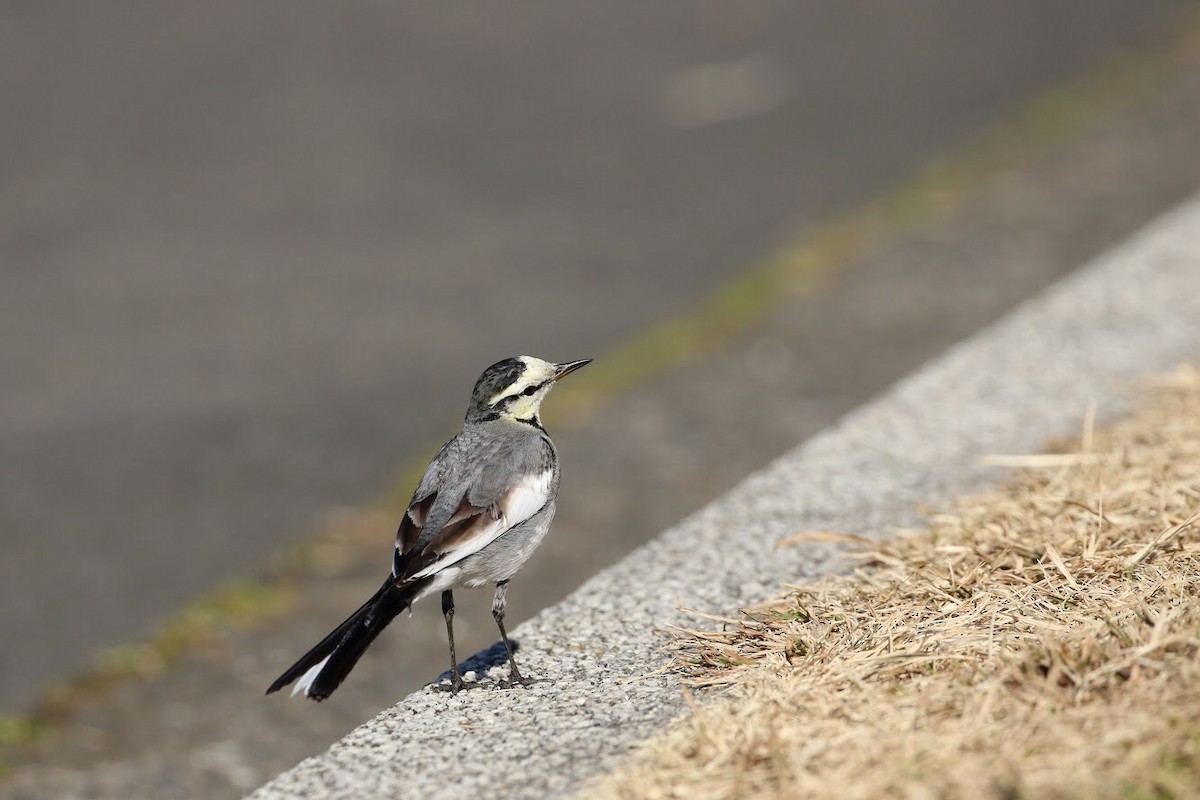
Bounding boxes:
249 194 1200 800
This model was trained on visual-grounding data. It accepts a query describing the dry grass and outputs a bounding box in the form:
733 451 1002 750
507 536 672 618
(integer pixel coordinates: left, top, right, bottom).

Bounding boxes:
582 366 1200 800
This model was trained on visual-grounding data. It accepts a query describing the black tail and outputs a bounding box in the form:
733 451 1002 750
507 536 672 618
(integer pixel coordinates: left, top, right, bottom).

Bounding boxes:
266 576 426 701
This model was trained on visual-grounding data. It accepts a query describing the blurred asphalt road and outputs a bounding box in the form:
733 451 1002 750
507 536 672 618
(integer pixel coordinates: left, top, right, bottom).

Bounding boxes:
0 1 1192 714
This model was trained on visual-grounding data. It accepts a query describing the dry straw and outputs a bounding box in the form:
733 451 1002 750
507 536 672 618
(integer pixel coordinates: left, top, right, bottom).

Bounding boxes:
583 366 1200 800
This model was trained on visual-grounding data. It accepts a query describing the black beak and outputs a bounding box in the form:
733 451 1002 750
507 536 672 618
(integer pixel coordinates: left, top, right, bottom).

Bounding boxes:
553 358 592 381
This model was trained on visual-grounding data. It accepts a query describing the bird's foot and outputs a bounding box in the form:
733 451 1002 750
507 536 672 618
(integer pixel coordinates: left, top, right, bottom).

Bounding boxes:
431 673 467 694
497 669 537 690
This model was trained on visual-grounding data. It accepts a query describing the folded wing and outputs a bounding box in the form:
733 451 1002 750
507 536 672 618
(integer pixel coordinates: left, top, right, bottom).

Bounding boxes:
393 469 553 581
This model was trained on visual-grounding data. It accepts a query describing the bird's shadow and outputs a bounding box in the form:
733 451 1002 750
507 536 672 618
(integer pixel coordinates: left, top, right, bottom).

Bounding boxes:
431 639 519 687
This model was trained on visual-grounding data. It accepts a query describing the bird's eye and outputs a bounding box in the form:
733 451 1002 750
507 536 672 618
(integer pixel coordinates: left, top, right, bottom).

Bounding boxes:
520 384 539 397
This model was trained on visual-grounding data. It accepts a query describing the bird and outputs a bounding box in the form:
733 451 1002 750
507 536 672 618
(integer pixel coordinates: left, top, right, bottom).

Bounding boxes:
266 355 591 701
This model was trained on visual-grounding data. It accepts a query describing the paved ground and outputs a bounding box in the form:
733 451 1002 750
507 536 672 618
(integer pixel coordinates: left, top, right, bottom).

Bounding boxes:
7 6 1200 796
1 1 1190 714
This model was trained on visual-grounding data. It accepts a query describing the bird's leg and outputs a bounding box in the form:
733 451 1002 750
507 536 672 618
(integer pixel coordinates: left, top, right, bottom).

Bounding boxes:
493 581 533 687
441 589 464 694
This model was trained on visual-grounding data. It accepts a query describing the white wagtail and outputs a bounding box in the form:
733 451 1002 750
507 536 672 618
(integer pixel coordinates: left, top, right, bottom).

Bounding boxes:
266 355 591 700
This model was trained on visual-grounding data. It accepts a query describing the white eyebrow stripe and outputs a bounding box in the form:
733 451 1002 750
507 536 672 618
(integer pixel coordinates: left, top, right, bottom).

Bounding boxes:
488 380 529 407
488 377 550 407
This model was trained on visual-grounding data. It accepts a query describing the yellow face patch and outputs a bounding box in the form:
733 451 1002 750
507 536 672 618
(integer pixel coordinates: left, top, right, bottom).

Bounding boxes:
486 356 558 419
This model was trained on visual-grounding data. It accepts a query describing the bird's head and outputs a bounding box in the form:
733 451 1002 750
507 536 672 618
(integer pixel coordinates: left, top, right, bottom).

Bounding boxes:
466 356 591 426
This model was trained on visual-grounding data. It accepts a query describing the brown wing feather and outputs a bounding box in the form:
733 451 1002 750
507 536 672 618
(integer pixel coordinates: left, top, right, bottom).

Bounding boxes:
397 494 436 553
426 501 501 555
396 492 493 567
397 454 551 577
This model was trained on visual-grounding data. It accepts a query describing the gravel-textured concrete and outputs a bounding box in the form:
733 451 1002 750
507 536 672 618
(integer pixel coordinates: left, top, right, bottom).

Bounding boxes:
249 194 1200 798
